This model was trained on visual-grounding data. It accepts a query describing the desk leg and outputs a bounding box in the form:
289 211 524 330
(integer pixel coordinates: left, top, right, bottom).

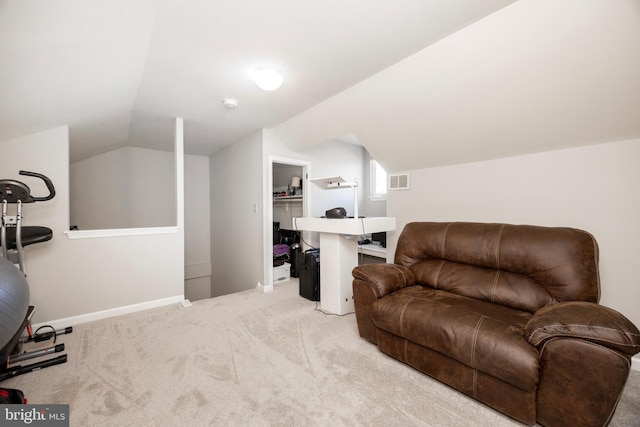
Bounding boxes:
318 232 357 315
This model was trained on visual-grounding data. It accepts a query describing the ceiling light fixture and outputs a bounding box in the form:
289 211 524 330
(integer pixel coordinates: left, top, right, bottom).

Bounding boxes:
252 66 284 91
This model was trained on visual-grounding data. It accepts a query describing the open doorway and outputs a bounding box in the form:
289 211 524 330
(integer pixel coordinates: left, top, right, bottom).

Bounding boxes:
264 156 310 292
273 163 304 230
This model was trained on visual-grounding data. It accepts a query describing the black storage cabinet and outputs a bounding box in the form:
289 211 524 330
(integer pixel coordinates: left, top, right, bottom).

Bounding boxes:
299 249 320 301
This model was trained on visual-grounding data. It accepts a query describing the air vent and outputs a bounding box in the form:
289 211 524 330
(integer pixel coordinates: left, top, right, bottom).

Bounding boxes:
388 173 410 190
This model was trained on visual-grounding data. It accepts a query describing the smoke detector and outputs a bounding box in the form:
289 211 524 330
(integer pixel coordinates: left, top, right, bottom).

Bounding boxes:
222 98 239 109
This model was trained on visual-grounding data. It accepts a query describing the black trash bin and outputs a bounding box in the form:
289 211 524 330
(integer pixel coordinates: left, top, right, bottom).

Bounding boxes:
299 249 320 301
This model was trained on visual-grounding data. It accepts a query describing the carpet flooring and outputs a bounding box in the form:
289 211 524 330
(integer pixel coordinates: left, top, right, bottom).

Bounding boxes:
3 280 639 426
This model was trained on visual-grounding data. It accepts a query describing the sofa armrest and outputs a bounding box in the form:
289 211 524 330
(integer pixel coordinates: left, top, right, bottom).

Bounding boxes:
352 263 416 298
352 264 415 343
525 301 640 357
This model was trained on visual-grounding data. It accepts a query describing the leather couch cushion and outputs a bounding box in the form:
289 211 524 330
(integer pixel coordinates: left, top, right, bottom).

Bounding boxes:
410 259 556 313
371 285 539 392
394 222 600 309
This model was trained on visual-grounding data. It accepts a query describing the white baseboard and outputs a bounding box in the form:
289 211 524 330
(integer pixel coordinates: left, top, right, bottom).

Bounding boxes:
632 356 640 372
258 282 273 293
31 295 185 331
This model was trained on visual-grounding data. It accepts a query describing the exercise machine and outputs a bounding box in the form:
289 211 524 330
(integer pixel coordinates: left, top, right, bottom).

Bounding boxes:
1 170 55 273
0 170 71 382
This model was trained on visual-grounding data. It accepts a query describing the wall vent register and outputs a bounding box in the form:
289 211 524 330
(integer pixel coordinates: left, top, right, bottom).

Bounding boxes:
388 173 410 190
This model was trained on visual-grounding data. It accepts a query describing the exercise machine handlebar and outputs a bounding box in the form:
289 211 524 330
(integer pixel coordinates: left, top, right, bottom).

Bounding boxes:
18 170 56 202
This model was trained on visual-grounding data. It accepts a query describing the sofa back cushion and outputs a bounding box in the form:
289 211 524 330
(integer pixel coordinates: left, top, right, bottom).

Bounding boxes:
394 222 600 313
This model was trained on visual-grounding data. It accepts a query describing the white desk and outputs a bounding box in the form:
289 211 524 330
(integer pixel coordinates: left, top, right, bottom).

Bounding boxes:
294 217 396 315
359 243 386 259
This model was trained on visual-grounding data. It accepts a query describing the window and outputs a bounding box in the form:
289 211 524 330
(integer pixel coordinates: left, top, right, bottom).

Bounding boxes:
370 158 387 200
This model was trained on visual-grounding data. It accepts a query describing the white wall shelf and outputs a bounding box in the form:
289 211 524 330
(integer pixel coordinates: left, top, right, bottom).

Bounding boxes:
273 195 303 201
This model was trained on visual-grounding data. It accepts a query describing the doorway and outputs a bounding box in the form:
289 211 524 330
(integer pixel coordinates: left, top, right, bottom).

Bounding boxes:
264 156 310 292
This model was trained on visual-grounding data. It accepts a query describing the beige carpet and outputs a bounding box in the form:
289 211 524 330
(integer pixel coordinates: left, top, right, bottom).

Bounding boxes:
3 280 639 426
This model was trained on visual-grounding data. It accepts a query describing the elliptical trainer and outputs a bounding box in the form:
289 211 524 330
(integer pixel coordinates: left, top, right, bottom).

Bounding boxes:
0 170 71 381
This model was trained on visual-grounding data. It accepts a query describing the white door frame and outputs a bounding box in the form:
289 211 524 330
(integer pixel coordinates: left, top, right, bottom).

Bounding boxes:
263 155 311 292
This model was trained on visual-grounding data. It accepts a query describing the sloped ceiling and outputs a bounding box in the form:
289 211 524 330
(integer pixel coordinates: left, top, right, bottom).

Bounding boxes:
0 0 515 163
274 0 640 172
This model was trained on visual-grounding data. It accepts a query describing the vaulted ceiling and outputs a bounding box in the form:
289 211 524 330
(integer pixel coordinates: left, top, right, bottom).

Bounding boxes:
274 0 640 172
0 0 514 162
1 1 638 172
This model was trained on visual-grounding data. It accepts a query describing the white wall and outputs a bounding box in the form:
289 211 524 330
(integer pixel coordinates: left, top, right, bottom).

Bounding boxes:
361 150 386 218
298 140 365 219
184 154 211 301
0 125 184 325
387 139 640 330
70 146 176 230
71 145 211 302
210 130 264 297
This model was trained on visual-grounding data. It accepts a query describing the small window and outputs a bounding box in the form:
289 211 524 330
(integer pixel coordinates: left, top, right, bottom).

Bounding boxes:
370 159 387 200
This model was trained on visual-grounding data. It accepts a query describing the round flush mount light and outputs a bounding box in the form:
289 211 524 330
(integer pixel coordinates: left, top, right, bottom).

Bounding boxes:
252 66 284 91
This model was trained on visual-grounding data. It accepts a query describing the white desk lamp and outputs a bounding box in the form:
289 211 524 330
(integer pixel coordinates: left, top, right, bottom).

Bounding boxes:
290 176 301 195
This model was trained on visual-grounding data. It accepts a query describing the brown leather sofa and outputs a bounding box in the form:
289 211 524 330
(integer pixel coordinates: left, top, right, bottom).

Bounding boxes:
352 222 640 426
